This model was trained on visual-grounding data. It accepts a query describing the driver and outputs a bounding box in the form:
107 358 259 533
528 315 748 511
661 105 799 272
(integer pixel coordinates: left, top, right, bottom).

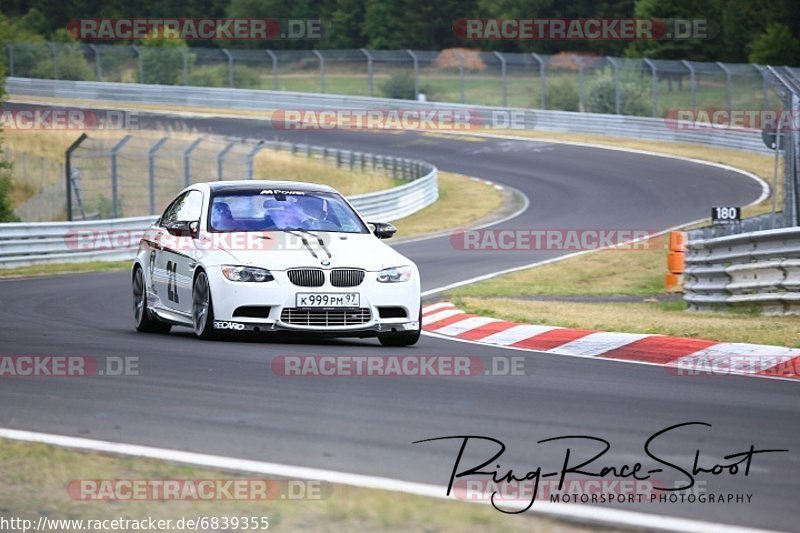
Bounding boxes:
299 196 338 230
211 202 236 231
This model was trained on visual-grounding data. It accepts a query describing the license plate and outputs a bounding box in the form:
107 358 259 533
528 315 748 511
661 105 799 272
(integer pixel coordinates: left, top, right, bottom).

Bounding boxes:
296 293 360 308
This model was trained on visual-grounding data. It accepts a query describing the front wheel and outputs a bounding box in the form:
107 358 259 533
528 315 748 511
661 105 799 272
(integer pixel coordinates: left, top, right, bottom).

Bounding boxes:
192 271 217 340
132 266 171 334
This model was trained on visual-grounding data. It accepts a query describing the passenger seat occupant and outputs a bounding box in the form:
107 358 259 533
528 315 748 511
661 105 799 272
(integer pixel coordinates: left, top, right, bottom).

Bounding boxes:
211 202 236 231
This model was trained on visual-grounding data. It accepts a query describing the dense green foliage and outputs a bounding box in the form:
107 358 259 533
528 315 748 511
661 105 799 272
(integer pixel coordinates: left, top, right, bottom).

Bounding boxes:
0 0 798 64
0 64 19 223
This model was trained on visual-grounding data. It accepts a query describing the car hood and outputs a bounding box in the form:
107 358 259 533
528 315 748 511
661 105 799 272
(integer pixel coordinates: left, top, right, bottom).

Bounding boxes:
197 231 412 271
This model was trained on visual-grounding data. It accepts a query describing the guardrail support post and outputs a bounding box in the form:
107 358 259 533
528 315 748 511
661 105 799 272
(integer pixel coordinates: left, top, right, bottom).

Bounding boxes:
532 53 546 109
360 48 373 97
217 141 237 181
88 44 102 81
406 50 419 100
265 50 278 90
110 135 133 219
494 51 507 107
147 137 169 215
183 137 204 187
221 48 234 87
313 50 325 93
65 133 88 221
644 58 658 117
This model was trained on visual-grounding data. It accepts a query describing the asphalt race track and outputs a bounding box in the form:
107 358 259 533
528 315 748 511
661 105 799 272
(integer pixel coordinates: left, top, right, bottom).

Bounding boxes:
1 104 797 531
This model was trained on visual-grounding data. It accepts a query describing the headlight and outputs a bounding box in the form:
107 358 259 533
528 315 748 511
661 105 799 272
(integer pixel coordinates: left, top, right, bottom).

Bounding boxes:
221 265 274 282
377 266 412 283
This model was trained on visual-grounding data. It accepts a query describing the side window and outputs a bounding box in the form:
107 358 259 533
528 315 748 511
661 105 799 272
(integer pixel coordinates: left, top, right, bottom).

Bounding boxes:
173 190 203 222
159 191 203 227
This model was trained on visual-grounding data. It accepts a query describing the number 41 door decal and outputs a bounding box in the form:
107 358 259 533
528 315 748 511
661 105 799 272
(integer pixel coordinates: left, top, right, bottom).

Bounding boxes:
166 261 179 303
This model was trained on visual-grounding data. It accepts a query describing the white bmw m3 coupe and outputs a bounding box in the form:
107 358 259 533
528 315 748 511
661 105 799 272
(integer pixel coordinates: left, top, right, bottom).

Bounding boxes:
132 180 421 346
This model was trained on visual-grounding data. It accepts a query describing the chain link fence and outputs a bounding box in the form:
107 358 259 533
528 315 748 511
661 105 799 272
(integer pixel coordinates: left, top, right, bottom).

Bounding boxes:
61 134 430 222
5 42 782 117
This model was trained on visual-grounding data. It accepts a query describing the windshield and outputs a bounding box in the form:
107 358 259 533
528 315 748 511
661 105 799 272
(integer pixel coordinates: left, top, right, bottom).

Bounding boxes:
207 188 369 234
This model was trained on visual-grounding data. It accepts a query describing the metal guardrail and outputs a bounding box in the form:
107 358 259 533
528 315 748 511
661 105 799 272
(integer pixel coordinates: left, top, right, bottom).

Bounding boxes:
0 134 438 267
6 77 773 155
684 227 800 314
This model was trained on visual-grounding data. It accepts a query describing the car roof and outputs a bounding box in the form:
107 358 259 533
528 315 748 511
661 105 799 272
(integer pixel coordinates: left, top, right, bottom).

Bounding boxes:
201 180 338 194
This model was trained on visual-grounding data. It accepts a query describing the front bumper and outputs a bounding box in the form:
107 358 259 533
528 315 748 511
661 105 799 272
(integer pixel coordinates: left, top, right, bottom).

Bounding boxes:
206 267 421 335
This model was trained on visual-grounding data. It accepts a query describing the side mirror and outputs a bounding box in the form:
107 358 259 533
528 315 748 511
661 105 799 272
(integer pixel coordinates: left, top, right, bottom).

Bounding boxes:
166 221 199 238
369 222 397 240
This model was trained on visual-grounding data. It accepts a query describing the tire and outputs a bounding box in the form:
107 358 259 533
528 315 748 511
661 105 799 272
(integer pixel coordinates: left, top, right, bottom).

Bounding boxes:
378 308 422 347
132 266 172 334
192 270 217 340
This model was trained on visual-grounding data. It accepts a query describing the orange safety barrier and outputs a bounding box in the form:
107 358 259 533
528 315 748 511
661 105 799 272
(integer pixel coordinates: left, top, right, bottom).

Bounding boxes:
665 231 687 291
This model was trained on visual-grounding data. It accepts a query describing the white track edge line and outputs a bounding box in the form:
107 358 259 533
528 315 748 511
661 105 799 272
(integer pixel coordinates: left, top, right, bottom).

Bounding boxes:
0 428 779 533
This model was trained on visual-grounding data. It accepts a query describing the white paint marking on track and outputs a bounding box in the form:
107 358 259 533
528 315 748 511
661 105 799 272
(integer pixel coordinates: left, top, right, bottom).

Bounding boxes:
479 324 561 346
432 316 500 336
547 332 655 357
0 428 779 533
421 302 456 315
421 309 464 326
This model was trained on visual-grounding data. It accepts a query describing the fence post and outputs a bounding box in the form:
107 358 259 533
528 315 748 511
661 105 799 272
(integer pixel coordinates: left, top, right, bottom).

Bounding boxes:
532 53 546 109
6 44 13 77
246 141 264 180
88 44 102 80
182 48 189 85
132 45 144 83
360 48 373 97
265 49 278 90
110 135 133 219
607 56 621 114
455 50 465 103
577 57 585 112
682 60 696 112
183 137 204 187
221 48 234 87
147 137 169 215
493 51 507 107
46 43 59 79
644 58 658 117
406 50 419 100
217 141 237 181
313 50 325 93
716 62 733 109
64 133 88 222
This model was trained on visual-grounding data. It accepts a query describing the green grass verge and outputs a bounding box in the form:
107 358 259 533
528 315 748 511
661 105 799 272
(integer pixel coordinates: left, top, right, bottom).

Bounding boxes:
0 438 611 533
447 135 800 347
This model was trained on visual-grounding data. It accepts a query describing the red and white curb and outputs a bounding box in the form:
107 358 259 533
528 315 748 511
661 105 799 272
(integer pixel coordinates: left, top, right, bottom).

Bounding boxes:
422 302 800 381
